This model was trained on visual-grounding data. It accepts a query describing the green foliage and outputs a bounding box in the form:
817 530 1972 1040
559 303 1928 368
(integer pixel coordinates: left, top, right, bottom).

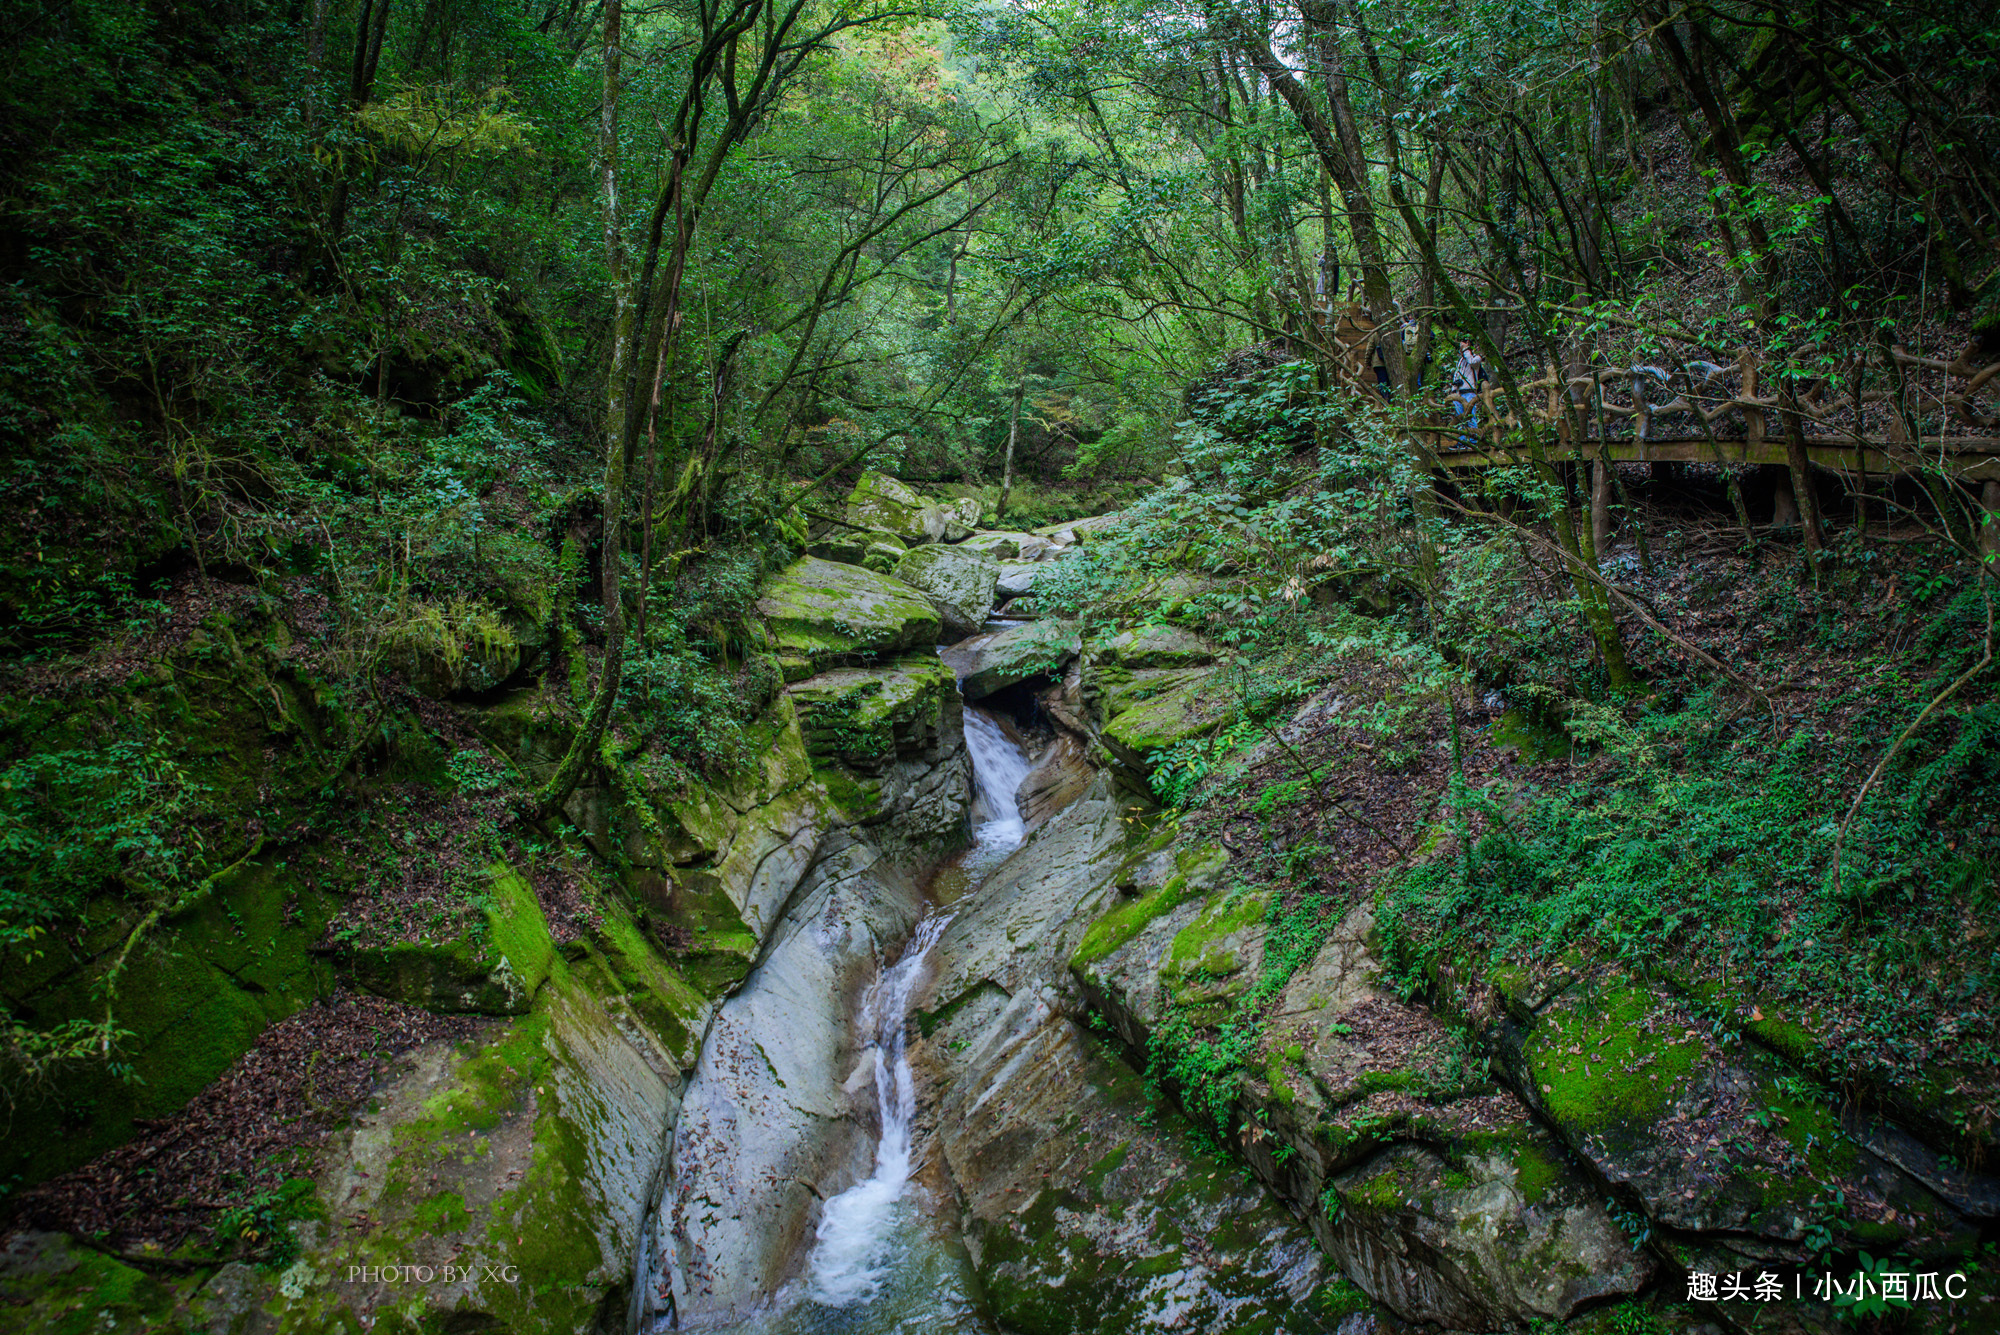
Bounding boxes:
214 1177 320 1267
1146 889 1341 1141
1378 677 1999 1082
0 740 207 939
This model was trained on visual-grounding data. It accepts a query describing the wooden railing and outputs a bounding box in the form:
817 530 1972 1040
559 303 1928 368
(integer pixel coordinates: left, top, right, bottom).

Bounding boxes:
1311 306 2000 484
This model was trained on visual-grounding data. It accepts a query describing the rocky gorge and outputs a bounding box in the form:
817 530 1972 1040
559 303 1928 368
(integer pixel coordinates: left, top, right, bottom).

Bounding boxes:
2 470 1995 1335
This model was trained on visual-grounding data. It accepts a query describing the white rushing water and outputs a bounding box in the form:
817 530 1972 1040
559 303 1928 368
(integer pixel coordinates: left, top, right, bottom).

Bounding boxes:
802 705 1030 1313
805 909 954 1306
960 706 1032 875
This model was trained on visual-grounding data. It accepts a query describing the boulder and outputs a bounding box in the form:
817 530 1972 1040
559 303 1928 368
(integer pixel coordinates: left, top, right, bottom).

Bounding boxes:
920 785 1353 1334
1017 732 1094 829
939 620 1080 700
861 536 907 574
930 989 1349 1335
995 560 1042 598
787 655 972 844
755 555 941 681
1098 668 1226 779
807 527 904 567
941 497 983 541
844 470 945 544
1098 624 1216 670
959 529 1060 562
893 544 999 638
1097 666 1213 720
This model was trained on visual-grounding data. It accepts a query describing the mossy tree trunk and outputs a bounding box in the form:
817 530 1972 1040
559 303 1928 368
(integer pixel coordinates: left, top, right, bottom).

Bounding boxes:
536 0 630 818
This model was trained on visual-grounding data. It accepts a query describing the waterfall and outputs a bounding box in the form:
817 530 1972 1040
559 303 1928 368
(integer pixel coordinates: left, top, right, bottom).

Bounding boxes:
803 709 1031 1310
961 707 1031 873
805 910 955 1306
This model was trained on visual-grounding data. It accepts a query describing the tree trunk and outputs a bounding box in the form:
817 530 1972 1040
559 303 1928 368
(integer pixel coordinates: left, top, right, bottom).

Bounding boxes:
1590 455 1614 556
1769 465 1800 528
536 0 629 818
997 377 1025 523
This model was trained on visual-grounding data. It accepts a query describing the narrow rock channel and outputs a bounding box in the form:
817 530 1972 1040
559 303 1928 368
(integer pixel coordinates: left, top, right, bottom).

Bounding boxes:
635 657 1035 1334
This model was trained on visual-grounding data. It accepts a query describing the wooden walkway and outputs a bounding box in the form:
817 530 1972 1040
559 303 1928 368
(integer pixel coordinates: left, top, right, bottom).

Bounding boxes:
1313 308 2000 485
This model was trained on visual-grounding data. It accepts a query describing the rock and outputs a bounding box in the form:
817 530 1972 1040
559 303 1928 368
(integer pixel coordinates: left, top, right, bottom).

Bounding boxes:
1098 667 1226 780
1036 513 1120 538
788 655 971 846
789 656 959 773
580 696 827 961
1098 624 1216 670
893 543 999 637
91 895 697 1335
755 555 941 681
929 988 1347 1335
861 536 908 574
1489 974 1975 1268
930 775 1127 1007
1071 878 1657 1331
921 784 1354 1334
957 529 1040 561
941 497 983 541
1097 666 1214 719
1017 732 1094 829
651 839 928 1327
342 864 554 1015
995 560 1042 598
844 470 945 544
808 527 904 567
939 620 1080 700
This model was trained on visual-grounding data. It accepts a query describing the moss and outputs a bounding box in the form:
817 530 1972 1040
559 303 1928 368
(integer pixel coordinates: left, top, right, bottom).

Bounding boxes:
1 857 338 1190
1525 982 1698 1132
587 902 712 1066
0 1236 187 1335
1072 871 1193 969
814 764 881 819
1509 1139 1565 1205
1164 888 1269 978
1082 1142 1131 1193
1100 671 1224 755
1345 1165 1404 1214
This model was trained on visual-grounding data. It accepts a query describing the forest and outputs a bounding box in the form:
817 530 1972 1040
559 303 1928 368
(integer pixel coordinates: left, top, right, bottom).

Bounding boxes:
1 0 1996 1331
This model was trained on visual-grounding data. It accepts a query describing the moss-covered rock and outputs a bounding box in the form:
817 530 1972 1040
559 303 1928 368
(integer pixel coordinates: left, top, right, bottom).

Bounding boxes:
2 897 691 1335
843 470 945 545
957 529 1053 562
808 526 904 567
788 655 958 774
938 619 1079 700
1494 975 1974 1265
1098 668 1225 780
754 555 941 681
892 543 998 637
933 991 1343 1335
1098 625 1217 670
940 496 983 540
340 864 555 1015
0 859 339 1191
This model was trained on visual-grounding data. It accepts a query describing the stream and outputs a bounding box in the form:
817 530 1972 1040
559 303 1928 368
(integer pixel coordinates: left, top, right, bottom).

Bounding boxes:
642 688 1032 1334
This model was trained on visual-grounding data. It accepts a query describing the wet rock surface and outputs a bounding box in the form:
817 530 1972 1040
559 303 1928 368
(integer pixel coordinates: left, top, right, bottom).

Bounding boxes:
653 840 929 1328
